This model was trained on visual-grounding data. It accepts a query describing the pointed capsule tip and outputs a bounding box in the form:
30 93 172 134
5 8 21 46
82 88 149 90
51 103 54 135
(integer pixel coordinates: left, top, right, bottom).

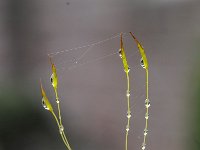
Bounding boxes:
120 33 124 50
39 79 45 96
39 79 43 90
130 32 140 44
48 55 53 65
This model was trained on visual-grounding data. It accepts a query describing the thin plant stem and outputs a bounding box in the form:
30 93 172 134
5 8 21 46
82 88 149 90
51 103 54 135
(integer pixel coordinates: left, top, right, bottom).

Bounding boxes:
125 72 131 150
52 111 72 150
142 69 149 149
55 89 63 125
54 89 72 150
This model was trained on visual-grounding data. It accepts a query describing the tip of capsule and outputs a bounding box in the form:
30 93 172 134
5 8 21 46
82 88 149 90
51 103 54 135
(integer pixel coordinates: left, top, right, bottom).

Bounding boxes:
129 32 140 45
120 32 124 50
40 78 45 96
48 55 53 65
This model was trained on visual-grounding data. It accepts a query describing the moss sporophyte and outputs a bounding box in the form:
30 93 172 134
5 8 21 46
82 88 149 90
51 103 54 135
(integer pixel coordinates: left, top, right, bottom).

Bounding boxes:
40 32 150 150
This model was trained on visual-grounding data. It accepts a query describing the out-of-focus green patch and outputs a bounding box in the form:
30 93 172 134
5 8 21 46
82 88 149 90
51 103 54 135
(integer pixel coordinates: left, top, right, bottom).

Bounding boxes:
187 41 200 150
0 84 54 149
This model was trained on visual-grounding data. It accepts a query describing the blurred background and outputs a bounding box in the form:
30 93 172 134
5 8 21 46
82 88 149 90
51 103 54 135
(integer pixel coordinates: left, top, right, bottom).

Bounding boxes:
0 0 200 150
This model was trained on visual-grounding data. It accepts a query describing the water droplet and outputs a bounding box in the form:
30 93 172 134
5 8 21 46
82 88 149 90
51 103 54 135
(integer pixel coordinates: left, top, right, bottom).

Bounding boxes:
50 74 53 84
126 126 129 132
142 145 146 150
144 129 148 136
56 100 59 104
124 67 130 73
42 97 49 110
142 143 146 150
145 99 150 108
127 111 132 119
140 58 145 68
59 125 64 134
145 113 149 119
118 49 122 58
126 90 130 97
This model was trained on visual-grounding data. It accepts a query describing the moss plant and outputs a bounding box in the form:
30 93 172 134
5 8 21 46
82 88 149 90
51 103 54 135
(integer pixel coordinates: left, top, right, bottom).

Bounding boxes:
40 58 72 150
40 32 150 150
119 33 131 150
130 32 149 150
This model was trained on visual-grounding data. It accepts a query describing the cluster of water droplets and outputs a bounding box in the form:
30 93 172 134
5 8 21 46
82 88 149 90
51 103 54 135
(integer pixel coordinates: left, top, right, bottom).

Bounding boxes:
126 111 131 132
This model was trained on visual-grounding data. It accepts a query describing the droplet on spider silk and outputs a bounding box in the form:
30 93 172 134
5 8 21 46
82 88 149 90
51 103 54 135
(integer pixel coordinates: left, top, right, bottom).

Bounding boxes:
140 58 145 68
42 97 49 110
118 49 122 58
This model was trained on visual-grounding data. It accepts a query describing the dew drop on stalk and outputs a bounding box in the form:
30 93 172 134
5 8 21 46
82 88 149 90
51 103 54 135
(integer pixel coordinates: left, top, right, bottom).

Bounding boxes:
145 113 149 120
50 74 53 84
126 90 130 97
142 143 146 150
144 129 148 136
42 97 49 110
126 111 132 119
145 99 150 108
118 49 122 58
127 67 130 73
59 125 64 134
126 125 129 132
140 58 145 68
142 145 146 150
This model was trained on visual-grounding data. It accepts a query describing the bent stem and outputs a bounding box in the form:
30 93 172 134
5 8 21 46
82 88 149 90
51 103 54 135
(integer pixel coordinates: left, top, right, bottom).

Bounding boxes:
52 111 72 150
55 92 72 150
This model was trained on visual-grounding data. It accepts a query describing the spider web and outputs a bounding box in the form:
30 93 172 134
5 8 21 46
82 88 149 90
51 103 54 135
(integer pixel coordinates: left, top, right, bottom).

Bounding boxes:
46 32 149 149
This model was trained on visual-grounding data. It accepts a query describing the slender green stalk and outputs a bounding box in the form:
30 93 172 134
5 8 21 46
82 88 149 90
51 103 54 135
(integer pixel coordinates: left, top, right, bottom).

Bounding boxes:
49 57 73 150
119 33 131 150
141 69 149 150
129 32 150 150
54 91 72 150
52 111 72 150
125 72 131 150
54 89 63 126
